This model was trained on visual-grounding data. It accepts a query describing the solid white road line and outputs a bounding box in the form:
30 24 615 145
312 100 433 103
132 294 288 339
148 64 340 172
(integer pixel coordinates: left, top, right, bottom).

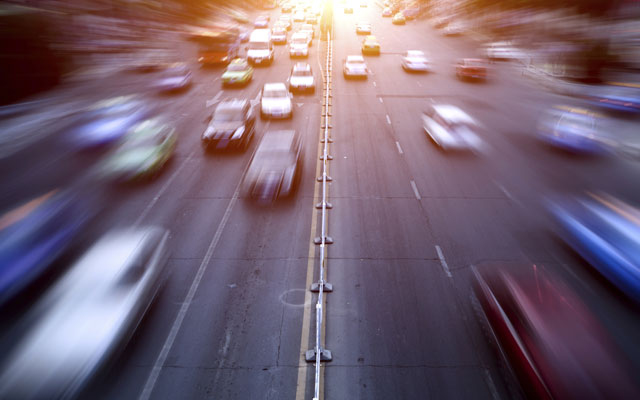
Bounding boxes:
435 245 453 278
395 141 403 154
483 368 501 400
134 150 195 227
386 114 391 125
138 178 244 400
410 180 421 200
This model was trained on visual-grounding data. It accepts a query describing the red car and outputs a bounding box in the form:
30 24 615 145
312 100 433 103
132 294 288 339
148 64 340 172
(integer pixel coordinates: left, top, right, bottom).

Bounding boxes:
472 263 639 399
456 58 488 81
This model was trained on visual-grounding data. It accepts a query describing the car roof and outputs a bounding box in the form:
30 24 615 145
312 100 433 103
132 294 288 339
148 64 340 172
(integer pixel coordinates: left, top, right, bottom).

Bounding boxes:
292 32 308 39
263 82 287 91
217 99 247 111
406 50 424 56
293 62 311 72
259 130 298 151
230 58 248 65
365 35 377 40
433 105 476 124
346 55 365 62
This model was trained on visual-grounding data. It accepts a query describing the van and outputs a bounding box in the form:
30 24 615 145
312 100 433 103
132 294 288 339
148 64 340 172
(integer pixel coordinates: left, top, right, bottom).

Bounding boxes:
247 29 274 65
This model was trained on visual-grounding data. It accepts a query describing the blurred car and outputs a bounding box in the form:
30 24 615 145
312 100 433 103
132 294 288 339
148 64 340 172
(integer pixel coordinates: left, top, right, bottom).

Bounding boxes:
254 15 269 28
289 32 310 57
293 11 305 22
289 62 315 92
272 26 288 44
243 129 302 202
282 3 292 12
547 192 640 303
360 1 367 7
221 58 253 86
356 21 372 35
0 188 96 305
299 23 315 42
260 83 293 119
443 23 464 36
536 106 610 154
306 13 317 24
392 12 406 25
150 63 191 93
432 17 450 29
202 99 256 151
278 15 292 30
0 227 170 399
401 50 431 72
239 27 251 43
584 84 640 113
66 96 151 150
472 263 640 400
97 119 176 181
361 35 380 55
402 6 419 20
422 104 485 152
343 55 368 78
486 41 522 61
344 6 353 13
456 58 488 80
382 8 393 17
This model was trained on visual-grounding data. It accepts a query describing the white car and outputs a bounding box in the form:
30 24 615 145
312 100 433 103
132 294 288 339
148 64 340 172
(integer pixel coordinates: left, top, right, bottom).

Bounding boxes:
486 41 523 61
261 82 293 119
422 104 485 152
289 62 315 92
343 55 368 78
289 32 310 57
0 227 170 399
299 23 315 43
401 50 431 72
356 21 372 34
272 26 287 44
293 11 305 22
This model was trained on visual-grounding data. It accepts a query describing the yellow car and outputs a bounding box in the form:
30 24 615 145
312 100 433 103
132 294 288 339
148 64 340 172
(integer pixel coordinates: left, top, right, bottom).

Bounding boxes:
392 12 406 25
221 58 253 86
361 35 380 55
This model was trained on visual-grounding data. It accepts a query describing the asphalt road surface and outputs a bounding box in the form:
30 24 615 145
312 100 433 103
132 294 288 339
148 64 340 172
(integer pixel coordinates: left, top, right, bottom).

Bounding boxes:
12 3 638 400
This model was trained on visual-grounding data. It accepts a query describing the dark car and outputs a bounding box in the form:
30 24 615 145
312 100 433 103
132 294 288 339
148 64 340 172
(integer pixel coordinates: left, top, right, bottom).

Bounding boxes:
547 192 640 302
583 84 640 114
243 129 302 202
65 96 151 150
0 187 97 304
202 99 256 151
472 263 640 399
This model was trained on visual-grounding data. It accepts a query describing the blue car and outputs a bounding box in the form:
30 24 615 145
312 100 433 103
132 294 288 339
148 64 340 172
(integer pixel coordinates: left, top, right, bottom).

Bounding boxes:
536 106 611 154
585 85 640 113
0 187 96 304
65 96 151 150
547 193 640 303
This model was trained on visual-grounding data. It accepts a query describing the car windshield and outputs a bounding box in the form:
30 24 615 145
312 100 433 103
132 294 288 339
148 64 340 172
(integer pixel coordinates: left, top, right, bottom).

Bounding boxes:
227 63 247 71
249 42 269 50
292 37 307 44
214 107 243 122
293 69 312 76
407 51 424 58
348 59 364 65
558 114 594 130
264 89 288 98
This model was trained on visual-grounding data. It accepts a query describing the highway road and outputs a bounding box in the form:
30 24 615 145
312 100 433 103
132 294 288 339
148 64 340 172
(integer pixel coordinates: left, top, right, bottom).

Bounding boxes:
5 2 639 400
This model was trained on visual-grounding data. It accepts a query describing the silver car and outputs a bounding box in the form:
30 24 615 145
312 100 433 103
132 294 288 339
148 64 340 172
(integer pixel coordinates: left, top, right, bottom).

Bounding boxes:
0 227 170 399
289 62 315 92
422 104 485 152
343 55 368 78
260 82 293 119
401 50 431 72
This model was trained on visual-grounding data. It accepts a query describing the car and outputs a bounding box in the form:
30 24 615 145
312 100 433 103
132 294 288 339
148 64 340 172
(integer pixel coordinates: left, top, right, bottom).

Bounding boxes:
360 1 367 7
272 26 288 44
243 129 303 202
343 55 368 78
432 16 450 29
443 23 464 36
221 58 253 86
392 12 406 25
306 13 317 24
401 50 431 72
382 7 393 17
422 104 485 152
471 263 640 400
239 27 251 42
278 15 292 30
536 106 611 154
486 41 522 61
202 99 256 151
289 62 315 92
456 58 488 80
150 63 191 93
547 192 640 302
97 119 176 181
289 32 310 57
260 82 293 119
402 6 419 20
361 35 380 55
299 23 315 42
583 84 640 113
293 11 305 22
0 187 97 305
0 227 170 399
356 21 372 35
254 15 269 28
65 96 151 150
344 6 353 13
282 3 292 12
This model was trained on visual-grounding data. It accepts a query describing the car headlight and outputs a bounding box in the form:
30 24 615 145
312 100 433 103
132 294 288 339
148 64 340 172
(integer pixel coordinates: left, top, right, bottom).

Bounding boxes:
222 56 228 62
231 125 245 140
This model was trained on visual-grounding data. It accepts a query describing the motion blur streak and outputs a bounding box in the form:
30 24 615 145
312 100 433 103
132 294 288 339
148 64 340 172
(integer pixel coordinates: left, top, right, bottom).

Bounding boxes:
1 0 639 399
